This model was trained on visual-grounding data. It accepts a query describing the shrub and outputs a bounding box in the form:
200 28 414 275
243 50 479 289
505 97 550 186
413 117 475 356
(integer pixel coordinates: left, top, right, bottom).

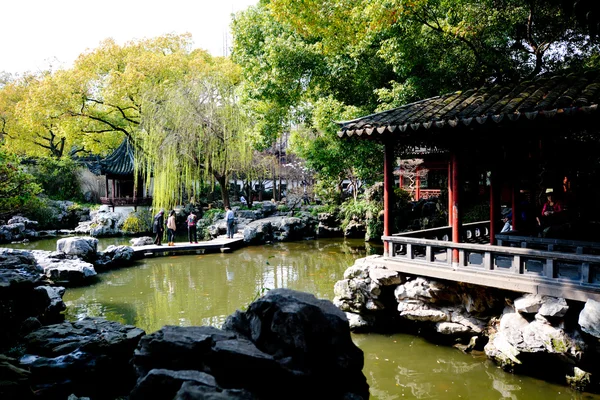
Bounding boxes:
122 209 153 234
29 157 83 201
0 151 43 220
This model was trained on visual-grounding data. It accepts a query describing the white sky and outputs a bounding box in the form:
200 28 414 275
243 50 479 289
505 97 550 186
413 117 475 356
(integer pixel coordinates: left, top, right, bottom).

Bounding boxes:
1 0 258 75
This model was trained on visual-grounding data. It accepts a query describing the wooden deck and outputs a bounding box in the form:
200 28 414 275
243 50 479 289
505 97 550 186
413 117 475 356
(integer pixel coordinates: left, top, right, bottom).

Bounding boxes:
383 224 600 302
131 236 245 259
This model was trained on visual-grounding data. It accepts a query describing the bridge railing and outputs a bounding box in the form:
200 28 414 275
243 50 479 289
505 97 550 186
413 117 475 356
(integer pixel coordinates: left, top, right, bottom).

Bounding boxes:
383 232 600 289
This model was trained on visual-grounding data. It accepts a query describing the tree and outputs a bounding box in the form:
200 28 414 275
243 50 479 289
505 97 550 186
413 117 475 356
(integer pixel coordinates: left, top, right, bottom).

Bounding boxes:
0 150 42 218
135 56 253 209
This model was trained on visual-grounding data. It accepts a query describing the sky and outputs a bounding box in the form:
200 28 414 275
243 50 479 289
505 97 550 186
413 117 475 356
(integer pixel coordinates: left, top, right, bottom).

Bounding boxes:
1 0 258 75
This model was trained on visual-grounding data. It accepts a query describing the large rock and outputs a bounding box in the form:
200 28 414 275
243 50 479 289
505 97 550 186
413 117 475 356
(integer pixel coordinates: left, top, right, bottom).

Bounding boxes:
130 236 154 246
20 317 145 399
95 245 134 271
56 236 98 261
32 250 97 284
74 210 123 237
485 309 589 388
223 289 369 399
134 289 368 399
579 299 600 339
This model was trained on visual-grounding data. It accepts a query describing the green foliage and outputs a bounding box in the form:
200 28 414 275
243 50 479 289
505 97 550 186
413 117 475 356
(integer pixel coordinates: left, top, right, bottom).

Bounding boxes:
30 157 83 201
277 205 290 213
22 197 55 229
0 150 43 218
464 203 491 223
122 209 153 234
310 204 338 217
339 193 384 240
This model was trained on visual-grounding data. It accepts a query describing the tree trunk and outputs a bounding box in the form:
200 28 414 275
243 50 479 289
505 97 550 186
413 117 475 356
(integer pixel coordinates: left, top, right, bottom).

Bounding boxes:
217 175 229 208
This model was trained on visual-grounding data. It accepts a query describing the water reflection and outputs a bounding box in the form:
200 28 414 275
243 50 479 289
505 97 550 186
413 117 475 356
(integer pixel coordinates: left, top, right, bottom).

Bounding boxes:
8 237 600 399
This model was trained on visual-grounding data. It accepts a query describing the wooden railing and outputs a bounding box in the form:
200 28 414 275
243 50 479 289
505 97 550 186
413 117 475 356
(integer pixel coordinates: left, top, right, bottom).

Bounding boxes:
394 221 490 243
382 227 600 301
496 234 600 255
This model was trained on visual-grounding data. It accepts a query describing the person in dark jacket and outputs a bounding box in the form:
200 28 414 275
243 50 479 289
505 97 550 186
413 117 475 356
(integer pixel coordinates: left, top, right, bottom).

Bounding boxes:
153 209 165 245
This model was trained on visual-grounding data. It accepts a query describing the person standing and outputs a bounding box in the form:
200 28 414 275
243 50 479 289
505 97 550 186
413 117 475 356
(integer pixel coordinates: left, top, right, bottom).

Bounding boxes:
225 206 235 238
187 210 198 244
166 210 177 246
152 209 165 245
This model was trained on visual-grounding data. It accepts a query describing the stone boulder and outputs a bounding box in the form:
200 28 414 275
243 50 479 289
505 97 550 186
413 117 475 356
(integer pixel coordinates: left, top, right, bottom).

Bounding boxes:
133 289 368 399
95 245 135 271
20 317 145 399
223 289 369 399
579 299 600 339
0 222 26 243
344 219 366 239
32 250 97 284
130 236 155 246
317 213 341 237
0 249 60 345
243 220 273 244
74 210 123 237
56 236 98 262
485 309 589 389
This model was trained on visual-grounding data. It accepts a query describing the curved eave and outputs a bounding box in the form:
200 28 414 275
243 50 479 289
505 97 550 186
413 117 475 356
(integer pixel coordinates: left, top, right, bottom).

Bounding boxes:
338 105 599 138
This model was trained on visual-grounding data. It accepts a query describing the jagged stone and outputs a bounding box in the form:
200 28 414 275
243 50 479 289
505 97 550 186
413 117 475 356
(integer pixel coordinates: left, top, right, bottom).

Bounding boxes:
578 299 600 339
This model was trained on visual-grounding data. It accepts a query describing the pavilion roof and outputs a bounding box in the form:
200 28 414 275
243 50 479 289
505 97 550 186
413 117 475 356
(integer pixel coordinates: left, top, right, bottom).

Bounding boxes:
98 138 135 176
337 71 600 139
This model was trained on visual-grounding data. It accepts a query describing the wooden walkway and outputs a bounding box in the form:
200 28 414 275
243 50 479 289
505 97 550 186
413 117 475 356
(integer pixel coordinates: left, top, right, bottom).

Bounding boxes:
131 236 245 259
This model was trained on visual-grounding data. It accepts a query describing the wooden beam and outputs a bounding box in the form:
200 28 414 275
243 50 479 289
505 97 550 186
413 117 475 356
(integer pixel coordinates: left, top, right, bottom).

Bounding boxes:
448 160 453 226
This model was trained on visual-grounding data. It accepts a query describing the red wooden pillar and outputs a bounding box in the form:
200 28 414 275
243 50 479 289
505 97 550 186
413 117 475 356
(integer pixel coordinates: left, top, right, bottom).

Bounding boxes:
105 176 109 198
511 184 517 231
398 159 403 188
448 160 453 226
112 179 116 201
415 166 421 200
451 153 461 268
383 140 395 256
489 172 497 245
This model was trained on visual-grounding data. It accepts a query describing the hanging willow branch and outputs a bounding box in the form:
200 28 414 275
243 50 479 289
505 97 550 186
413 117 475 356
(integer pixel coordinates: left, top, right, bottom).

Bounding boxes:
133 58 253 211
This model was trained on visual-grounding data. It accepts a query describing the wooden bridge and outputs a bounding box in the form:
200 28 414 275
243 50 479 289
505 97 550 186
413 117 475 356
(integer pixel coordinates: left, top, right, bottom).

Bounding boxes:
131 236 245 259
376 222 600 302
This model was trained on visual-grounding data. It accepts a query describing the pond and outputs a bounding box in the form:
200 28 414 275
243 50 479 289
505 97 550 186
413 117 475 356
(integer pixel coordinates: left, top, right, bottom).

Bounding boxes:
5 237 599 399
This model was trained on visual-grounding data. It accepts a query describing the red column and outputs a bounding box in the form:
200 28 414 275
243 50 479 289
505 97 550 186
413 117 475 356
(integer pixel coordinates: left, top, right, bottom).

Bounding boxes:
112 179 116 201
398 160 403 188
490 173 497 245
448 160 453 225
383 141 394 256
451 153 460 268
415 166 421 200
511 184 517 231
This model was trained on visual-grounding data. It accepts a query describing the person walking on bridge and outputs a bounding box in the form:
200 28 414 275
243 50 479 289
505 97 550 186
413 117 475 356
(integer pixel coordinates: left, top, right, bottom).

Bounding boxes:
225 206 235 239
152 209 165 246
187 210 198 244
167 210 177 246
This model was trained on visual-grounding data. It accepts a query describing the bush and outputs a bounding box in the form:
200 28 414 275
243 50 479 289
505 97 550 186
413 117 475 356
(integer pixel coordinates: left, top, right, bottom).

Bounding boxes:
0 151 43 219
122 209 153 234
29 157 83 201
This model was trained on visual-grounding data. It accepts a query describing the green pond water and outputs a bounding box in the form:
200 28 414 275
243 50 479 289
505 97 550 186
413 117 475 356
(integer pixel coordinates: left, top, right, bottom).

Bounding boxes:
6 237 600 400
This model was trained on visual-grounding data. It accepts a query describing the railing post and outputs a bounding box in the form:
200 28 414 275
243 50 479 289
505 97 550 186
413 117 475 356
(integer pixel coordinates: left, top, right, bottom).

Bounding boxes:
513 255 522 274
407 244 414 260
484 252 492 270
545 259 556 278
426 245 433 263
383 140 394 257
582 262 591 284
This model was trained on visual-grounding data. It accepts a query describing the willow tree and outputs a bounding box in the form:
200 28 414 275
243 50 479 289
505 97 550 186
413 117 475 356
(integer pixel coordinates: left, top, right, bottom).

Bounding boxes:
136 56 252 210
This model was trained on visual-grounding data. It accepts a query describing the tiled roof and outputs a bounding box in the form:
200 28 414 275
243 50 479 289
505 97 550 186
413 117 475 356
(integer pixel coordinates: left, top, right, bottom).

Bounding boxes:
99 138 135 176
337 71 600 138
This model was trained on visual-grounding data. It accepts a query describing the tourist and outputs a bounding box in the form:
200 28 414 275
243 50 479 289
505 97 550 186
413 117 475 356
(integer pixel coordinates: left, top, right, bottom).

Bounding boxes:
166 210 177 246
240 195 247 206
537 189 563 235
225 206 235 238
187 210 198 244
152 209 165 246
500 214 512 233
